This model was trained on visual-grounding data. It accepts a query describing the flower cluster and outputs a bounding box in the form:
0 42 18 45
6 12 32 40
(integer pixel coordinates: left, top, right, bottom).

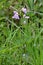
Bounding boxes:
12 7 29 20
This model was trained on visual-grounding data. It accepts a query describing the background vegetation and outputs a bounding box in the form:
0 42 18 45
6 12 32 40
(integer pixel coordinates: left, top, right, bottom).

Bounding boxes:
0 0 43 65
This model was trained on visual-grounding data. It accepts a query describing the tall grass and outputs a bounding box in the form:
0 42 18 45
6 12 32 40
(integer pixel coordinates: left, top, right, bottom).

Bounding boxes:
0 0 43 65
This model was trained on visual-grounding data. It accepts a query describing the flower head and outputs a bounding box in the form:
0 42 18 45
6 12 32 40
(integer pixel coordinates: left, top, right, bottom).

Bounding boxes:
12 14 19 19
12 11 19 19
21 7 27 14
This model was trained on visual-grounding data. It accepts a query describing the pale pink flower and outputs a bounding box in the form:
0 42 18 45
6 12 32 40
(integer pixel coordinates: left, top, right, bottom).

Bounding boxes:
21 7 27 14
12 11 19 19
12 14 19 19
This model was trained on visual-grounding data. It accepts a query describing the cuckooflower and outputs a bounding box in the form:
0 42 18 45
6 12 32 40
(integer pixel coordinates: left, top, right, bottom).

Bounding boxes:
21 7 27 14
12 14 19 19
12 11 19 19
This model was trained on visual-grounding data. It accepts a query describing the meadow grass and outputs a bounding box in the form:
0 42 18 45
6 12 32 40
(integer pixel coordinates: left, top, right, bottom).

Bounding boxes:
0 0 43 65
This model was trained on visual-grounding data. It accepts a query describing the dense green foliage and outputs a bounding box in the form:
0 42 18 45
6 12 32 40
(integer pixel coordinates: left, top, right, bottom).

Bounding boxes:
0 0 43 65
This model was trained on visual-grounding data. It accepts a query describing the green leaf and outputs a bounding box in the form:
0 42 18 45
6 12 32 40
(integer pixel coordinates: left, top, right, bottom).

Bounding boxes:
27 0 34 10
